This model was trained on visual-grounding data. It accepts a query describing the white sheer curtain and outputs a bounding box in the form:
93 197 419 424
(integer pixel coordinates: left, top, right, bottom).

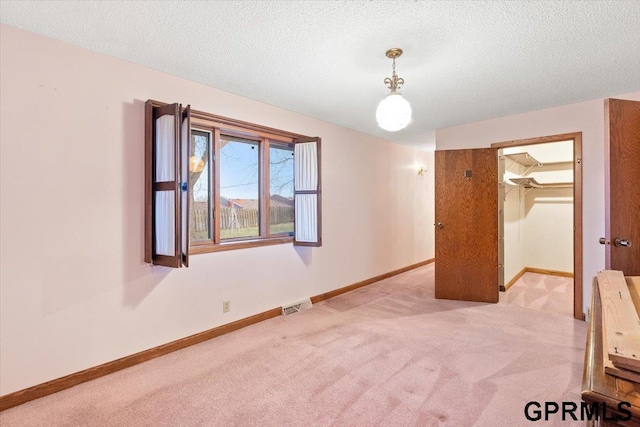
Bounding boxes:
155 191 175 255
155 115 175 256
295 142 317 191
155 116 175 181
294 141 318 243
295 194 317 242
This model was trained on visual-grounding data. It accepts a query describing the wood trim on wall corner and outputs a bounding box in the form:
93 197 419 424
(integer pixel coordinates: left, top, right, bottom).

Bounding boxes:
490 132 582 149
501 267 574 292
0 258 434 412
501 267 527 292
525 267 574 278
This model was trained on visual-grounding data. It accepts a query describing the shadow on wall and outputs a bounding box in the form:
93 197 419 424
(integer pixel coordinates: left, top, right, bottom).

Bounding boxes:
122 99 167 308
524 188 573 216
295 246 313 267
504 186 521 223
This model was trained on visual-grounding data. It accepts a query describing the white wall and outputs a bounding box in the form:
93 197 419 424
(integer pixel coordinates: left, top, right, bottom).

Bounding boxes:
522 186 573 272
436 90 640 316
0 25 433 395
521 142 574 273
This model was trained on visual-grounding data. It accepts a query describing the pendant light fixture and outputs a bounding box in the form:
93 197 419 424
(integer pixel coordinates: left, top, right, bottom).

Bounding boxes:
376 48 412 132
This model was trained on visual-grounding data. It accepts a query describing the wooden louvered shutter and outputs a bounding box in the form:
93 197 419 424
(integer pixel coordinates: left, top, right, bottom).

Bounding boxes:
144 101 191 267
293 137 322 247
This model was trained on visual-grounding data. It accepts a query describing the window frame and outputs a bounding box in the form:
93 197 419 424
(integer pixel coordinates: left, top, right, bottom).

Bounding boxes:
217 131 263 243
146 99 318 261
267 140 296 238
188 128 214 245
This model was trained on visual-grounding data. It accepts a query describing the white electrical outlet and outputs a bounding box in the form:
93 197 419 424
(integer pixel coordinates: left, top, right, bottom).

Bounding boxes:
223 300 230 313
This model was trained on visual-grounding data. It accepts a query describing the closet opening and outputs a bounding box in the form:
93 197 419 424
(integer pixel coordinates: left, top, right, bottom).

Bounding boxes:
492 133 583 320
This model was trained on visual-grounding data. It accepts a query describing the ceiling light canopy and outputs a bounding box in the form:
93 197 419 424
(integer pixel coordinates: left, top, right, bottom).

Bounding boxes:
376 48 412 132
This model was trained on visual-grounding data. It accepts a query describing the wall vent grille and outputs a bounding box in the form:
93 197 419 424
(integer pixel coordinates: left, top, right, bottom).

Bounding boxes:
282 298 312 316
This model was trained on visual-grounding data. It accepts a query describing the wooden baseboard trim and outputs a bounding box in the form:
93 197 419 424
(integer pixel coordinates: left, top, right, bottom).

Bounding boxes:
0 307 281 412
501 267 574 292
501 267 527 292
0 258 433 411
310 258 435 304
525 267 574 278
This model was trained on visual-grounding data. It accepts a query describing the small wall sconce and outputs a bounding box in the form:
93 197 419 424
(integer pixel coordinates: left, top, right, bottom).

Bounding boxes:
417 165 427 177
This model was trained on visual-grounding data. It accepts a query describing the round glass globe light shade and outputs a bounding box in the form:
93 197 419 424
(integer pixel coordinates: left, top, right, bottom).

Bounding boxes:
376 93 412 132
189 156 205 173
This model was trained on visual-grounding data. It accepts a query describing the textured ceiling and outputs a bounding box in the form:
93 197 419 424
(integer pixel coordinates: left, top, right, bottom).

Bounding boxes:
1 1 639 148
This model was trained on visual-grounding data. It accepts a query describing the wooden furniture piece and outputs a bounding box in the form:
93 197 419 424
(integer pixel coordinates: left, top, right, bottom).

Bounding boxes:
582 276 640 426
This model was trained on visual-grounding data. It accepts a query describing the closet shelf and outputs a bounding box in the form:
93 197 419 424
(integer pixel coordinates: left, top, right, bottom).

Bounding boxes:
509 177 573 189
504 152 542 167
505 153 573 169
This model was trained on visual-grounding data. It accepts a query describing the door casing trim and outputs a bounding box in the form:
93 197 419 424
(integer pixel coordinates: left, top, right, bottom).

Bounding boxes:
491 132 584 321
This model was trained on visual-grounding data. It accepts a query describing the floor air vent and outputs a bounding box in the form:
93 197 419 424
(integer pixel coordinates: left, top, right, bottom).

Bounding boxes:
282 298 312 316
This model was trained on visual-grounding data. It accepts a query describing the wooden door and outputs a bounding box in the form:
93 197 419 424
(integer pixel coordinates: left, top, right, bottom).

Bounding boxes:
435 148 499 302
605 99 640 275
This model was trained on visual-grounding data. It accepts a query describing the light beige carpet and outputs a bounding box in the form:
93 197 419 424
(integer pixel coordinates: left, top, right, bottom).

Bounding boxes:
500 272 574 317
0 264 587 426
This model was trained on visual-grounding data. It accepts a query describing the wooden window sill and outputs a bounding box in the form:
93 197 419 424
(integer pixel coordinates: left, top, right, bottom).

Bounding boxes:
189 236 293 255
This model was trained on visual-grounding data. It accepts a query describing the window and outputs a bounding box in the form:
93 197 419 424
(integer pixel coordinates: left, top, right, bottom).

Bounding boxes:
189 130 212 242
145 100 321 266
269 143 295 236
219 135 261 240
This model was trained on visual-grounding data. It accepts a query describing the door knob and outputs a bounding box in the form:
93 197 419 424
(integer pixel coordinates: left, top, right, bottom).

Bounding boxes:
614 238 632 247
599 237 609 245
438 222 444 229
